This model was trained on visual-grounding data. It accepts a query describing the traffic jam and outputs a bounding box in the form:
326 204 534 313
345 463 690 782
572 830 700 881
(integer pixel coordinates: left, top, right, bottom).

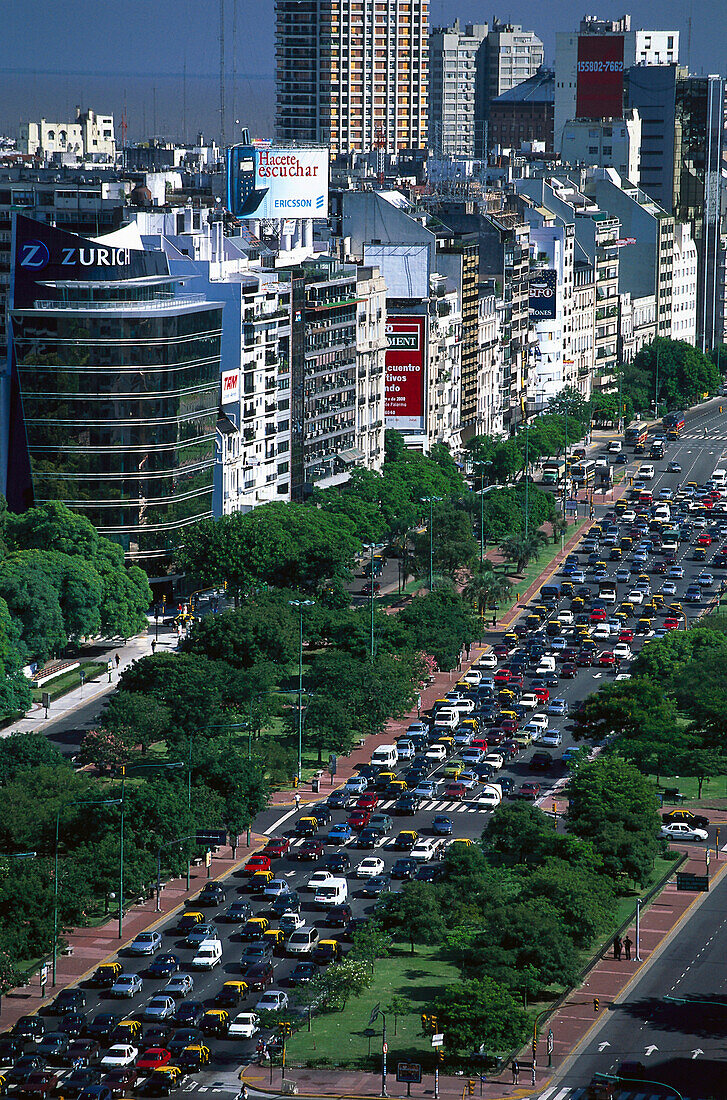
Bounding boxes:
2 413 726 1092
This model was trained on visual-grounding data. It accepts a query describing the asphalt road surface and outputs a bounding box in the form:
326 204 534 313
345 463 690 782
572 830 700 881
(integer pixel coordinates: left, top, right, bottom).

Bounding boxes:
7 399 727 1098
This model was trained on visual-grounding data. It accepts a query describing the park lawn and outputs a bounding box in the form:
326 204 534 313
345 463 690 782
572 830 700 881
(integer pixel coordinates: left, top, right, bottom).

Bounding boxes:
285 944 460 1070
31 661 108 703
613 855 680 928
652 773 727 803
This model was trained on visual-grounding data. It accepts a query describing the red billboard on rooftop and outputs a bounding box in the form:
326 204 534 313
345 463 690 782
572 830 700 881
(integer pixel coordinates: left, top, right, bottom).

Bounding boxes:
576 35 625 120
385 316 425 432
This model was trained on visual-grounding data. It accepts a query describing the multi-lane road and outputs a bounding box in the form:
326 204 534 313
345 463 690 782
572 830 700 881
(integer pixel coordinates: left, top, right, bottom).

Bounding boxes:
6 399 727 1100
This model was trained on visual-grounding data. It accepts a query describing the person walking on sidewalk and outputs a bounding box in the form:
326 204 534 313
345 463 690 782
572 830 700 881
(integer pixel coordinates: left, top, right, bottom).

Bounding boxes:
613 934 622 960
624 935 633 961
294 792 300 811
115 652 121 669
511 1059 520 1085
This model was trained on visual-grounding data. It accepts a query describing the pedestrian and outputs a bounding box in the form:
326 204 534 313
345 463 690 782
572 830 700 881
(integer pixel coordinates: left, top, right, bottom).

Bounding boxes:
613 934 622 960
151 639 157 655
295 792 301 811
511 1060 520 1085
239 1086 249 1100
115 652 120 668
624 935 633 961
491 613 496 627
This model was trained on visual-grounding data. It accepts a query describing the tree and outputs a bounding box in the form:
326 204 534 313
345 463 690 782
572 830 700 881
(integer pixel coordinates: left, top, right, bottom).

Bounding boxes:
674 746 727 798
413 502 478 581
76 728 129 772
396 590 479 671
432 977 528 1053
499 530 547 574
351 920 392 973
0 732 67 784
462 564 512 617
182 599 298 669
624 337 721 414
0 553 66 661
103 692 171 755
377 881 445 954
386 994 412 1037
310 959 372 1011
0 950 22 1012
482 802 560 868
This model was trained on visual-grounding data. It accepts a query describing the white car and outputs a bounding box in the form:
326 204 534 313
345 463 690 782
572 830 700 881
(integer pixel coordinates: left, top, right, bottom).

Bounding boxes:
613 643 632 661
228 1012 260 1039
484 752 504 771
110 973 143 998
356 857 386 878
557 610 574 625
306 870 335 891
621 509 636 522
475 653 497 670
143 995 176 1020
101 1045 139 1069
608 440 622 453
461 669 481 686
660 822 709 842
627 590 644 605
530 713 549 732
593 623 611 640
476 786 502 809
519 693 538 710
255 990 289 1013
263 878 289 898
410 838 439 862
343 776 367 794
539 730 562 747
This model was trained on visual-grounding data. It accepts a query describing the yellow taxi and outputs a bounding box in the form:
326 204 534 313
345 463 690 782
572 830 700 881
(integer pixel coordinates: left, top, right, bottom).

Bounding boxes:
312 939 343 965
376 770 397 786
651 593 664 606
180 1044 210 1071
620 536 633 551
394 830 418 850
503 631 519 646
571 596 585 611
497 689 516 704
560 581 574 597
201 1009 230 1037
92 961 122 987
296 815 319 836
459 718 479 733
621 601 635 617
447 838 472 851
114 1019 143 1044
443 760 463 779
148 1065 183 1095
615 499 627 512
580 636 597 650
250 869 274 891
668 601 683 615
435 736 454 751
215 980 249 1007
526 614 541 629
693 546 707 562
243 916 269 940
513 730 534 747
591 524 603 537
613 610 628 623
178 910 204 933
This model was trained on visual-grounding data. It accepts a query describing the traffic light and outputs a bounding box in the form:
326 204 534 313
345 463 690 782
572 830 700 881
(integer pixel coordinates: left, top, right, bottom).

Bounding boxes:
468 1081 475 1095
430 1016 437 1031
438 1050 445 1063
280 1021 292 1036
421 1014 430 1032
532 1038 537 1054
593 997 599 1013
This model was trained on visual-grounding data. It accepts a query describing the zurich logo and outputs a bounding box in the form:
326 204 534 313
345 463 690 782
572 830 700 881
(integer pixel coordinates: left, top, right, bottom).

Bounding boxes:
20 240 50 270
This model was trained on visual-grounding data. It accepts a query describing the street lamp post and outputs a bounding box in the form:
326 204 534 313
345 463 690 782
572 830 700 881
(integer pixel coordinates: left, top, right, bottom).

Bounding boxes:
289 599 314 784
635 896 642 961
363 542 376 662
420 497 442 592
119 762 183 940
524 420 530 537
53 799 119 986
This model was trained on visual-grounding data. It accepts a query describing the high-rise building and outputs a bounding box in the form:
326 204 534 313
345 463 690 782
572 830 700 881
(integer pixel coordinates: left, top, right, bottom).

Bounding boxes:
428 21 488 157
7 216 223 572
275 0 428 154
554 15 679 149
489 69 555 152
479 20 544 148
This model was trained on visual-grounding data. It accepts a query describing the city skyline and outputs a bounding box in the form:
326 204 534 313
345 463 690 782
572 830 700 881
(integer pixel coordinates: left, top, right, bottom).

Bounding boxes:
2 0 724 143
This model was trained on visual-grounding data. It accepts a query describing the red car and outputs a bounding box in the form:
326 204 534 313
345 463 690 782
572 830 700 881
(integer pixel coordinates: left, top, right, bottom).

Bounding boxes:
664 617 680 630
263 837 290 859
534 687 550 702
589 608 607 623
136 1049 172 1072
619 629 634 643
698 533 712 546
500 719 518 734
561 662 577 678
444 782 467 800
516 782 541 801
491 644 508 658
598 651 615 667
243 854 271 876
509 672 524 687
700 498 714 510
356 793 378 811
577 651 594 667
494 669 511 684
348 811 371 831
295 839 324 861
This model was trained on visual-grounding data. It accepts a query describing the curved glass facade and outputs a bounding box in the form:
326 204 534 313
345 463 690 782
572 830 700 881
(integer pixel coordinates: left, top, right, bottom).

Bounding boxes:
11 288 222 568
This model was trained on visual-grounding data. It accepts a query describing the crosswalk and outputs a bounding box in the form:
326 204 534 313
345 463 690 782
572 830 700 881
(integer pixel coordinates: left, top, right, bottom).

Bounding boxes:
681 430 727 441
536 1087 706 1100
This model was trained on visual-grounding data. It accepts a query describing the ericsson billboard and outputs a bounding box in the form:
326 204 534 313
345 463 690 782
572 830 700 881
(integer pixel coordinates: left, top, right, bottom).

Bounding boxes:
227 143 329 219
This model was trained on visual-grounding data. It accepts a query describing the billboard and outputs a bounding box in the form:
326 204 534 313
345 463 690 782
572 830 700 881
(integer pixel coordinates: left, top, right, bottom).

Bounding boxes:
529 269 557 320
385 316 426 431
576 35 624 120
226 144 329 219
221 369 240 405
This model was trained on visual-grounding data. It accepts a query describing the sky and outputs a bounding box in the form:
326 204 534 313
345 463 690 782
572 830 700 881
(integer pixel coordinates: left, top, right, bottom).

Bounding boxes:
1 0 724 144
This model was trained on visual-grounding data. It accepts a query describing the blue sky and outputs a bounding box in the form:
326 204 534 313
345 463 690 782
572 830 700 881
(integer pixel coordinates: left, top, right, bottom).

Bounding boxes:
2 0 723 141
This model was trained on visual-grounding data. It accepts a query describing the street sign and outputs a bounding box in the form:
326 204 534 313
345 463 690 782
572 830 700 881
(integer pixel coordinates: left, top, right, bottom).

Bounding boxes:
396 1063 422 1084
196 829 227 847
431 1034 444 1047
368 1003 380 1027
40 965 48 987
676 872 709 892
382 1042 388 1054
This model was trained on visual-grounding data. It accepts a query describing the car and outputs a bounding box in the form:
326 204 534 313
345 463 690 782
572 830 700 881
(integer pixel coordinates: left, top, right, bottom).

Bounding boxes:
148 954 179 979
295 839 325 862
430 815 453 836
662 809 710 830
110 973 143 999
143 997 176 1022
254 991 289 1013
59 1013 86 1040
514 782 541 801
685 585 701 602
37 1032 70 1063
325 903 353 927
271 891 301 917
547 697 568 716
327 790 355 810
598 651 616 667
394 793 422 815
6 1055 46 1087
539 729 562 747
62 1069 103 1099
100 1046 138 1070
668 461 682 472
225 1012 259 1040
306 870 335 892
356 856 386 878
288 962 317 986
173 1001 205 1028
660 822 709 842
613 643 632 661
410 838 439 862
166 1028 203 1058
360 873 392 897
186 922 217 947
697 571 715 587
561 662 577 678
21 1071 61 1098
263 878 289 899
263 837 290 859
48 989 87 1016
164 974 194 998
519 692 538 710
198 881 226 906
243 854 271 876
83 1014 119 1044
129 932 162 956
136 1049 172 1072
391 858 418 879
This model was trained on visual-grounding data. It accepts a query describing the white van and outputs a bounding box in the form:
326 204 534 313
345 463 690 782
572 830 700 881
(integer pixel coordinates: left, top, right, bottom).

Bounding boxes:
640 463 655 480
191 939 222 969
312 878 348 909
535 655 556 675
712 468 727 488
370 744 398 768
654 504 671 523
431 708 458 730
425 744 447 765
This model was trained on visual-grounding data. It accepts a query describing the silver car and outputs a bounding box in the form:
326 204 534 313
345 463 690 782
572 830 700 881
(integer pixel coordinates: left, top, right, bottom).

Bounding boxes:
143 995 176 1020
128 932 162 956
110 973 143 998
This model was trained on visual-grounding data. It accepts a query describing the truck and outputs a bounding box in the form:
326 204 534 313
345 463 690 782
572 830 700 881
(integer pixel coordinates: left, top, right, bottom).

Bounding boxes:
541 459 567 486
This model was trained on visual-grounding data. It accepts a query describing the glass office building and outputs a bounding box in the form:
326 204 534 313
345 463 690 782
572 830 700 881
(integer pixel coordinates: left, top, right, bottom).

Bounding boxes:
8 216 223 570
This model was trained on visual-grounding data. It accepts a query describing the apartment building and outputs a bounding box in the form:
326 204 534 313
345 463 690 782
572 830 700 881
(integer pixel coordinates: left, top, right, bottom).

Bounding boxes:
355 266 387 471
476 287 502 437
480 21 544 131
275 0 428 153
18 107 116 161
671 222 697 345
489 69 555 152
428 21 488 157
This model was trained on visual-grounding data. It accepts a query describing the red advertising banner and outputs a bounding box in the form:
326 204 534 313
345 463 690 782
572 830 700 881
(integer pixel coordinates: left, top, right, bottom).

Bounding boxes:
385 316 425 431
576 35 624 120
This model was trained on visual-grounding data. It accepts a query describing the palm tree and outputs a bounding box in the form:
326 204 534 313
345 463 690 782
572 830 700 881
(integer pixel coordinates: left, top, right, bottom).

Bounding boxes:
500 529 548 574
463 565 512 616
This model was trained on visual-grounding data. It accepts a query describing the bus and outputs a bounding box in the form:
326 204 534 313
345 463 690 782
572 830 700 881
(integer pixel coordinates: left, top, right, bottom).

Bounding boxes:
542 459 567 486
570 460 596 487
624 422 649 447
663 411 685 433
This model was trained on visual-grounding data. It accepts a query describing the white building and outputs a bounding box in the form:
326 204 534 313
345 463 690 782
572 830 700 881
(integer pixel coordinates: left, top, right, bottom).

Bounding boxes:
19 108 115 161
619 291 656 361
554 16 679 148
355 267 387 472
476 288 503 436
426 274 462 452
483 21 544 111
671 222 698 345
561 111 642 183
429 21 488 156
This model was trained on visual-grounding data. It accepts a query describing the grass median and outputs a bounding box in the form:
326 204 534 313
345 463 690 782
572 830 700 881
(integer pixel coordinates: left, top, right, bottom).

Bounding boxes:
286 944 460 1070
31 661 108 704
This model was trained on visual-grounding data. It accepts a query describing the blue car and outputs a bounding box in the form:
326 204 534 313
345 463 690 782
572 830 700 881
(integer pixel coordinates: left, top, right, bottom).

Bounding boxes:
685 586 701 603
547 698 568 716
148 953 180 978
327 823 353 844
431 816 453 836
615 568 631 583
